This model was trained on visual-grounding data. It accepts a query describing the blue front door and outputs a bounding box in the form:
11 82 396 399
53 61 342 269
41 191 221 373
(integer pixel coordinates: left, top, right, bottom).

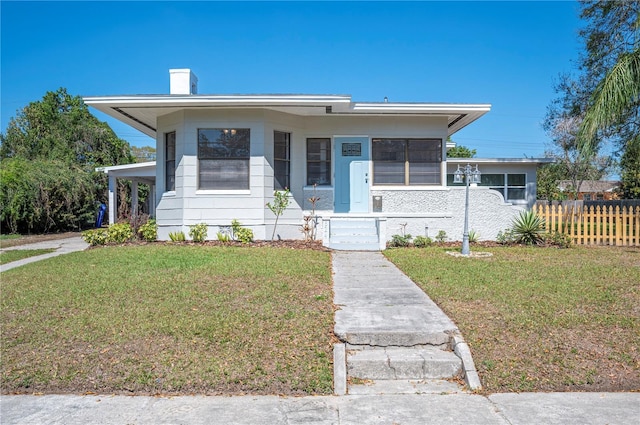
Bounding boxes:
334 136 370 213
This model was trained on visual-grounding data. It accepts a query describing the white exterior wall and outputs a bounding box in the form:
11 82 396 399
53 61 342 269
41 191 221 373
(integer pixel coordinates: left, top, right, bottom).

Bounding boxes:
446 162 540 209
374 187 523 242
152 108 528 242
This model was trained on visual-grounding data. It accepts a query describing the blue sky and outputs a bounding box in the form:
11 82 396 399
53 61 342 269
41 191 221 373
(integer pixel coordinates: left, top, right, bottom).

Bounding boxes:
1 1 584 158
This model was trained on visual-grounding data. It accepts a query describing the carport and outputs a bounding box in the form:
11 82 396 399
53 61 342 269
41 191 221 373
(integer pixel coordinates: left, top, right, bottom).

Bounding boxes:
96 162 157 225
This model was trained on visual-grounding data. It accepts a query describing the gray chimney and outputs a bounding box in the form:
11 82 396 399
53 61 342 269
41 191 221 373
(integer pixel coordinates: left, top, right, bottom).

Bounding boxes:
169 69 198 95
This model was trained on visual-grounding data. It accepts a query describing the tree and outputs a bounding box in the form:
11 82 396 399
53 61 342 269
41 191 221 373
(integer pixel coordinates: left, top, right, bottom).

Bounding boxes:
576 1 640 197
447 145 476 158
543 113 611 200
536 162 566 201
0 88 134 233
131 145 156 163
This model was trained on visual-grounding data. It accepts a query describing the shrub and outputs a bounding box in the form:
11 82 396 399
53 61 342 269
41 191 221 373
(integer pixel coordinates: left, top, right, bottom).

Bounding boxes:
266 189 290 240
189 223 208 243
232 220 254 243
169 231 186 242
511 210 546 245
435 230 448 243
496 229 515 244
388 234 412 247
413 235 433 248
217 232 231 242
107 222 134 244
81 228 108 246
468 229 479 243
138 219 157 242
543 231 572 249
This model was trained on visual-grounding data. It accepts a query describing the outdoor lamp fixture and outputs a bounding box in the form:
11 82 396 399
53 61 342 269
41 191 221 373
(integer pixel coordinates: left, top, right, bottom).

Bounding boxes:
453 164 481 255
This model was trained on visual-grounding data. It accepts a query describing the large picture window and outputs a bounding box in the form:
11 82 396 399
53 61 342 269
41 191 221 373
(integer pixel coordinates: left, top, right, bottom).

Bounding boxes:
165 131 176 191
307 138 331 185
447 172 527 201
372 138 442 185
198 128 250 190
274 131 290 190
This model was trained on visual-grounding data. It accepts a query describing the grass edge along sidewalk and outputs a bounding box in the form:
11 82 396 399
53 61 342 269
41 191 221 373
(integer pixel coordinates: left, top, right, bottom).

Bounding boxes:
384 245 640 393
1 244 334 396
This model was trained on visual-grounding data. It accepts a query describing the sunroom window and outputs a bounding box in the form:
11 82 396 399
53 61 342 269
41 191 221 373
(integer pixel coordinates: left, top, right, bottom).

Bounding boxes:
372 138 442 185
198 128 250 190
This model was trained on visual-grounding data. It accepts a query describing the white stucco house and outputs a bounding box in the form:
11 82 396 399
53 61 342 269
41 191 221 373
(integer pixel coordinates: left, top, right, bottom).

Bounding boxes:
87 69 551 249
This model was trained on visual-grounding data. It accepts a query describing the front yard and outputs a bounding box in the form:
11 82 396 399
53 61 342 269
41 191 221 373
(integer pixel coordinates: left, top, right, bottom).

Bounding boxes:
1 245 334 395
385 246 640 392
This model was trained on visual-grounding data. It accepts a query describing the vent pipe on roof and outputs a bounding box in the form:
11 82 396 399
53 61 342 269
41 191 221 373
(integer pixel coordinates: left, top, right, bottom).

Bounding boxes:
169 69 198 95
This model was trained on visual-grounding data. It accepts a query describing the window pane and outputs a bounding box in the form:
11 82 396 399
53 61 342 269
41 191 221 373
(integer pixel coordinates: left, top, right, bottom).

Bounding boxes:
507 174 526 186
274 160 290 190
307 138 331 185
274 131 290 160
408 140 441 162
409 162 441 185
166 132 176 159
373 162 405 185
165 132 176 191
199 159 249 190
307 138 331 161
373 139 405 161
307 161 331 185
507 188 526 200
166 160 175 191
480 174 505 186
198 129 250 159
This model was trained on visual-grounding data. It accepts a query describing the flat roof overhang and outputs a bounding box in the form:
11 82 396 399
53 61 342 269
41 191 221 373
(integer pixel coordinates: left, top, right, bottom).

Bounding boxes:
83 94 491 138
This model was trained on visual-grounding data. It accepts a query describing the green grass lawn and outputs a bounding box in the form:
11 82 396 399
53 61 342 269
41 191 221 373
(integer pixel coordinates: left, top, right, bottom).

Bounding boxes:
0 249 56 265
1 244 334 395
385 246 640 393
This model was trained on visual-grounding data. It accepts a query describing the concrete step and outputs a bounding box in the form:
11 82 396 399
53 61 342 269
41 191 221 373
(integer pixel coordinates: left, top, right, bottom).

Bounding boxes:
347 379 463 395
330 227 378 237
329 242 381 251
330 234 379 243
347 347 462 380
330 219 377 229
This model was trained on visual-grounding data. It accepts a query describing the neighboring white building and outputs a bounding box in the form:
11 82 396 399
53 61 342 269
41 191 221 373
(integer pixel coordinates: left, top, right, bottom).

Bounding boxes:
87 69 552 249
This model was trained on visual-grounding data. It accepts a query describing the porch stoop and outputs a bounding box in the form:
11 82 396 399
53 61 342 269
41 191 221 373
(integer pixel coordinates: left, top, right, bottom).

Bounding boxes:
328 218 381 251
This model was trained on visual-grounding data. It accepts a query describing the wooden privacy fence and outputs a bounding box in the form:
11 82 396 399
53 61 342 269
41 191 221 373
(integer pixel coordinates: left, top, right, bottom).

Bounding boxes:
535 204 640 247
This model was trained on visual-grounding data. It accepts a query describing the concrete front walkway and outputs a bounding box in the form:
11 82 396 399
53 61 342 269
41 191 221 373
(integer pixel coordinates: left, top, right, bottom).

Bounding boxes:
0 236 88 272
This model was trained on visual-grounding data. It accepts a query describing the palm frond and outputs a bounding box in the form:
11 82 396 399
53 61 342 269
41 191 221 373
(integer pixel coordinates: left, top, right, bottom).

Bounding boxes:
580 48 640 154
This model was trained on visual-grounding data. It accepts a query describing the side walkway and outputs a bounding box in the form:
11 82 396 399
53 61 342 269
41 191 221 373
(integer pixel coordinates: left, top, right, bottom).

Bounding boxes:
0 237 89 272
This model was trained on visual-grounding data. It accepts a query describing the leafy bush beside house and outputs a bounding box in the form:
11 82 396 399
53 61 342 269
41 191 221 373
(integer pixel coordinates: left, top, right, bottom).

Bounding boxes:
0 88 134 234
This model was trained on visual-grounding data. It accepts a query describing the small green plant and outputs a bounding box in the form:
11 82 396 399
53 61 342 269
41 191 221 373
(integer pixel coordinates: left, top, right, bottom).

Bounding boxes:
511 210 546 245
189 223 208 242
138 219 157 242
217 232 231 242
413 235 433 248
543 231 572 248
107 222 134 244
388 234 412 247
231 219 254 243
496 229 515 244
169 231 186 242
266 189 291 241
435 230 447 243
468 229 479 243
81 228 109 246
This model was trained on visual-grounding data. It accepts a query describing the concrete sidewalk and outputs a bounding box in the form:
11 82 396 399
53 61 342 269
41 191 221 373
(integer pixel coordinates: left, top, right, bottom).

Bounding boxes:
1 392 638 424
0 236 88 272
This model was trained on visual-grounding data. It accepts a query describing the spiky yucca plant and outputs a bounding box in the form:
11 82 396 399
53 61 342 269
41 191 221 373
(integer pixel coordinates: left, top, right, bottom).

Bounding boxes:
511 210 546 245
